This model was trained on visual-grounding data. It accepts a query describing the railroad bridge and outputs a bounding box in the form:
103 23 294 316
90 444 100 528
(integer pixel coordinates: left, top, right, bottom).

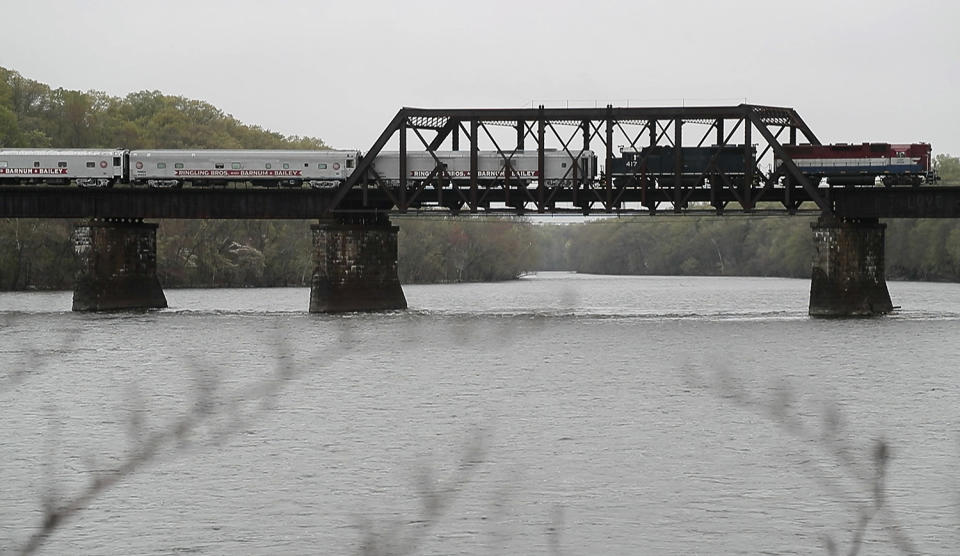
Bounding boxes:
3 104 959 315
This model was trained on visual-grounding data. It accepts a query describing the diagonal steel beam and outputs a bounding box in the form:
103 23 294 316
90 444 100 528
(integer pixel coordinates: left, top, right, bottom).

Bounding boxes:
330 108 406 212
426 119 459 150
746 109 828 211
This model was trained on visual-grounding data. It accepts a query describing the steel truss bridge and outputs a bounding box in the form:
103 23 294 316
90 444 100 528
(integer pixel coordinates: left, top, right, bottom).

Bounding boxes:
2 104 960 219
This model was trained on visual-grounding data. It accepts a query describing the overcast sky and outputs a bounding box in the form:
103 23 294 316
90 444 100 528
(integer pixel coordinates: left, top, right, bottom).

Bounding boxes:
1 0 958 155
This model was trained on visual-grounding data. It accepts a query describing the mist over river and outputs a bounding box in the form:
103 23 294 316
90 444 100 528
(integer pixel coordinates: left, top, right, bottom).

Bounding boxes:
2 273 960 555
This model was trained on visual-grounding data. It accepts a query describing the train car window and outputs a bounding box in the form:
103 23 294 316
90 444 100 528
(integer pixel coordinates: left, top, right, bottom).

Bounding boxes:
86 162 96 168
113 157 121 166
215 163 224 169
232 162 241 169
175 163 184 169
304 163 309 167
157 162 167 169
346 159 354 169
265 163 272 169
58 161 67 168
562 162 567 168
318 163 327 169
0 162 7 168
34 161 40 167
283 163 290 169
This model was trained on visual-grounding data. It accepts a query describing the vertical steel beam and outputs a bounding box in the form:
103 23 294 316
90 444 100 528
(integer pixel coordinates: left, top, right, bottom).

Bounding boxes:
452 124 459 151
580 119 590 200
399 119 407 212
673 118 682 211
606 106 614 210
789 125 797 146
743 119 753 208
716 119 724 146
517 120 525 150
470 120 478 211
538 107 546 212
648 119 656 147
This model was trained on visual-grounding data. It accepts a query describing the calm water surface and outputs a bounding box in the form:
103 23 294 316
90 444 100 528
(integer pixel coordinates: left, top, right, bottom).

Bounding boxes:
1 274 959 555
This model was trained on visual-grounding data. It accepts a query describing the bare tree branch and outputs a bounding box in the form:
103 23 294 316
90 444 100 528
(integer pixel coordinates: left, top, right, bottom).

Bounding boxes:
14 334 345 555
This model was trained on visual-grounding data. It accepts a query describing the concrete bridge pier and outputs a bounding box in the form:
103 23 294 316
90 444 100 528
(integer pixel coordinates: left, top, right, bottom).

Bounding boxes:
809 216 893 317
72 219 168 311
309 214 407 313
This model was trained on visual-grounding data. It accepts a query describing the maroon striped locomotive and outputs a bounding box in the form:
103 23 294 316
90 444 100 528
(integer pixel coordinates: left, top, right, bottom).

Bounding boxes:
776 142 936 187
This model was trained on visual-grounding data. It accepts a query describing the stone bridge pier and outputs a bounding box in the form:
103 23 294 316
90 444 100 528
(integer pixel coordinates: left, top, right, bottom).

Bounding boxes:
309 214 407 313
809 216 893 317
72 219 167 311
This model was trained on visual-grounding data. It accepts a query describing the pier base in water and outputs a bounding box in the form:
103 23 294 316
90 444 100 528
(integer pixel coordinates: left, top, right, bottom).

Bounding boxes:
809 217 893 317
72 219 168 312
309 215 407 313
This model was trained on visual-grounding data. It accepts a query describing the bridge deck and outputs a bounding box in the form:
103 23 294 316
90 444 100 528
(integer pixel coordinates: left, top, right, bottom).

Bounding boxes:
2 186 959 219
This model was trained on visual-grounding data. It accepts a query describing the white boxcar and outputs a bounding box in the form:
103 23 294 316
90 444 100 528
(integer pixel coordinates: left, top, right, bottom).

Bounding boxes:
129 150 360 188
0 148 126 187
369 150 595 186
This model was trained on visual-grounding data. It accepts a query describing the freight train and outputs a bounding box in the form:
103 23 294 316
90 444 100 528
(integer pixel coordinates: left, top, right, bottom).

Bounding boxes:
0 148 596 189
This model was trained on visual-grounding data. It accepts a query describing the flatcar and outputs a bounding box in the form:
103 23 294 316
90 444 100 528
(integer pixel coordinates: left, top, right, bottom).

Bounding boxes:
368 150 596 187
129 149 360 188
776 142 935 186
0 148 127 187
610 145 754 187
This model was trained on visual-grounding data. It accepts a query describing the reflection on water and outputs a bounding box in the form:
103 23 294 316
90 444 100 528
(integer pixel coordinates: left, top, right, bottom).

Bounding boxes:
1 273 959 554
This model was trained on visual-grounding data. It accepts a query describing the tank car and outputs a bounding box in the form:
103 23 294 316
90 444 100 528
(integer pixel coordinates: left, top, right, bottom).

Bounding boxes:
0 148 126 187
776 142 934 187
128 149 360 188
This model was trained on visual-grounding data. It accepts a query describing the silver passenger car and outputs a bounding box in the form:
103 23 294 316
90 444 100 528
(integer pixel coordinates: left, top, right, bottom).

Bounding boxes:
0 148 126 187
368 150 595 186
129 150 360 188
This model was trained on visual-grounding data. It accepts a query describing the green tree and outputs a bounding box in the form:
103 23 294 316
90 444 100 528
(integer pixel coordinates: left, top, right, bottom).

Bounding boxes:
934 154 960 184
0 105 18 146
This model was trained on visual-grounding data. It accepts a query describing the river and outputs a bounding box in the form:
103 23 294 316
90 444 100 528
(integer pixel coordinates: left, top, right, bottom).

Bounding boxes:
2 273 959 555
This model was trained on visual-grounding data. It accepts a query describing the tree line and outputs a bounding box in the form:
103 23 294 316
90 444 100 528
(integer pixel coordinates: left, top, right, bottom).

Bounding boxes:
1 66 959 290
0 66 325 150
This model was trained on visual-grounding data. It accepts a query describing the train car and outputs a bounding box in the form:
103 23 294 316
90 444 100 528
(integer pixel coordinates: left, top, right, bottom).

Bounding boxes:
611 145 753 187
0 148 126 187
367 150 595 187
776 142 934 186
128 149 360 188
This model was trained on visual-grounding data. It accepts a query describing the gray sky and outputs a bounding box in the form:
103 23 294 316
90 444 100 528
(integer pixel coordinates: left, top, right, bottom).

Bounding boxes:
2 0 958 155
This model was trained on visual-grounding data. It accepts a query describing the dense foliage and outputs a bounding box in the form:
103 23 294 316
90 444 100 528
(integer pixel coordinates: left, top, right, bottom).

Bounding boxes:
398 218 537 283
935 153 960 184
0 67 325 150
544 217 815 277
0 218 537 290
1 66 959 290
536 217 960 282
